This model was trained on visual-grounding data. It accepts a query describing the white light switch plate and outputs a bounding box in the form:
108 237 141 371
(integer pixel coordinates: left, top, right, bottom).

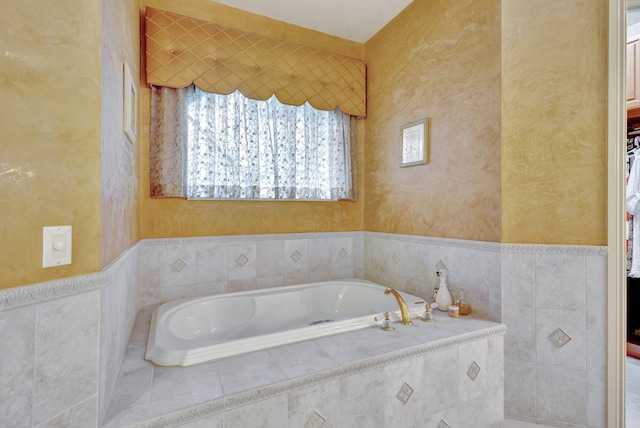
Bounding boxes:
43 225 72 268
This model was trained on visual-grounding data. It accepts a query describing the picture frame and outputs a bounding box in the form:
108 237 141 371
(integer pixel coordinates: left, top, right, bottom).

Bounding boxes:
123 62 137 144
400 118 428 167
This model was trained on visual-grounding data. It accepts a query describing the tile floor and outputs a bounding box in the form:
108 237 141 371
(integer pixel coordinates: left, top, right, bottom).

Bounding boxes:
628 356 640 428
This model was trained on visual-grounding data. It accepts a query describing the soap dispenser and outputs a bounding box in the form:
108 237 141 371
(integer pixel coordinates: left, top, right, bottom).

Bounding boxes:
435 270 452 311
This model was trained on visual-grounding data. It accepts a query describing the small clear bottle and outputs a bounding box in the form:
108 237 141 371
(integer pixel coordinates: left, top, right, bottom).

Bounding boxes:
456 288 472 316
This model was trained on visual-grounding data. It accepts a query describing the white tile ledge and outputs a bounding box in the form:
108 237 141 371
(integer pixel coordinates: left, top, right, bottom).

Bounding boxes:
500 243 607 255
141 233 606 256
140 231 361 247
0 272 105 311
365 231 502 252
368 324 506 369
366 232 607 255
0 242 140 311
116 323 506 428
142 401 226 428
491 421 554 428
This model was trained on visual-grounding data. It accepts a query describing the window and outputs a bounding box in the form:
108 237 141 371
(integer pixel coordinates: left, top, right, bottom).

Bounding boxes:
150 86 356 201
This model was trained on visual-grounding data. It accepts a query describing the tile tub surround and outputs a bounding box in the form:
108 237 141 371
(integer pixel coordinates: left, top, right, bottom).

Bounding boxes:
501 244 607 428
0 232 609 428
138 232 364 307
138 231 503 319
364 232 502 321
104 309 505 427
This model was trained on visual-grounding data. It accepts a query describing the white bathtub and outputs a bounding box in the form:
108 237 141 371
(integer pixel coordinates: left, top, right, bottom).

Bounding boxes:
145 279 427 366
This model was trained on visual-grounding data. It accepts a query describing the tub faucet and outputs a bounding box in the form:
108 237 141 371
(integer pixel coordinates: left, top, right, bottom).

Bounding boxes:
384 288 413 326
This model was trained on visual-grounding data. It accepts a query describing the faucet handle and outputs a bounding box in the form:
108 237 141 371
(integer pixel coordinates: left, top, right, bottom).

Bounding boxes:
422 304 436 322
380 312 395 331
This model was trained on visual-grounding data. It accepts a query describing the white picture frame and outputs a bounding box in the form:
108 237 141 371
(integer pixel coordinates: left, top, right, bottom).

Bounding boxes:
400 118 428 167
123 62 137 144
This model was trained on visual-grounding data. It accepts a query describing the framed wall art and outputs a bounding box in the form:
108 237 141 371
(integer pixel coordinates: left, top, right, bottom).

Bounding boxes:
400 118 428 167
123 62 137 144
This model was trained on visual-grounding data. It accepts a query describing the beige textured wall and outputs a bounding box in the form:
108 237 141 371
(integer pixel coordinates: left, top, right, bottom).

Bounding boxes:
101 0 139 266
363 0 501 242
139 0 365 238
501 0 607 245
0 0 609 291
0 1 102 289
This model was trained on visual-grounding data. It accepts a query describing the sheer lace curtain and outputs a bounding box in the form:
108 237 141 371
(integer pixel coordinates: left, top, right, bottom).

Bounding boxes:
150 85 356 201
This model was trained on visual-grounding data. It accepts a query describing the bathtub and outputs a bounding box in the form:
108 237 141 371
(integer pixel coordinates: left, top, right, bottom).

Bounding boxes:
145 279 427 366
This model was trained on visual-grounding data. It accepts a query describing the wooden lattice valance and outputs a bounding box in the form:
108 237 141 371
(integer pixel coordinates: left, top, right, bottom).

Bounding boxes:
145 8 367 117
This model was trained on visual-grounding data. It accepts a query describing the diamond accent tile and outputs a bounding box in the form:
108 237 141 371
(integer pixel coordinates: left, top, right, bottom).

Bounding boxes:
396 382 414 405
437 420 450 428
466 361 481 381
549 328 572 348
236 254 249 267
291 250 302 263
304 411 326 428
170 258 186 272
435 260 448 271
392 252 400 264
338 248 348 259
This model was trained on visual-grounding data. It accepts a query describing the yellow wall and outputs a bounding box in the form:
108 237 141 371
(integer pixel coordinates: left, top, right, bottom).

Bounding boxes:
0 0 610 290
0 0 102 289
101 0 140 266
363 0 502 242
139 0 365 238
501 0 607 245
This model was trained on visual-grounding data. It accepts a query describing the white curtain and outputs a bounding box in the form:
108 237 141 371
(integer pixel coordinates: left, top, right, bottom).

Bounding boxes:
150 85 356 200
